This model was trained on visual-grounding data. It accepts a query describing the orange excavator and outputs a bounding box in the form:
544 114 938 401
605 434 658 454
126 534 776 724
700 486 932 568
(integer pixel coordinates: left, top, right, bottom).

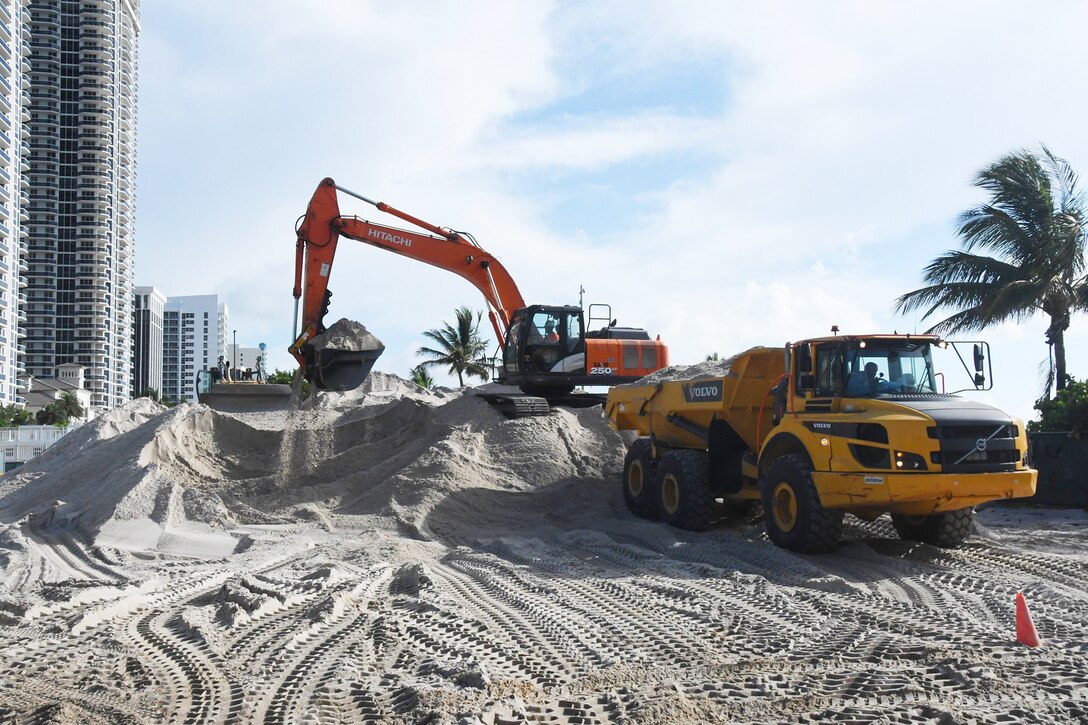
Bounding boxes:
290 178 668 405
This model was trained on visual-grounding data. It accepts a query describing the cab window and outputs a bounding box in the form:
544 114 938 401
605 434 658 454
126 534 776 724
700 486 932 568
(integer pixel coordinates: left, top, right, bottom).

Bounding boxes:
565 314 583 352
531 312 559 344
814 344 845 397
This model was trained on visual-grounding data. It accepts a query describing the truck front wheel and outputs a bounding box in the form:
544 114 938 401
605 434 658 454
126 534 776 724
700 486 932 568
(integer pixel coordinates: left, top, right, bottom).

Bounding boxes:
760 454 843 553
622 439 659 519
657 450 713 531
890 508 975 548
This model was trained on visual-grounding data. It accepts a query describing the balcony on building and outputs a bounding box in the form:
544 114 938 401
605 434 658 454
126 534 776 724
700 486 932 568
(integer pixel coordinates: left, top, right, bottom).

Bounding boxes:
78 56 111 75
79 39 112 58
27 262 57 276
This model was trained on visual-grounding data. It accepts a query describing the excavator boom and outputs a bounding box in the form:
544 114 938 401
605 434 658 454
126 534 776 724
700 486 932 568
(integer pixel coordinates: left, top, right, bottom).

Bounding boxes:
291 178 526 388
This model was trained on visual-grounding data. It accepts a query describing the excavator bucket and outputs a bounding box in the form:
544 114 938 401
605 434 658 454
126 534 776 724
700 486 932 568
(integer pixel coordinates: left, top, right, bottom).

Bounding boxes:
308 347 384 391
304 318 386 392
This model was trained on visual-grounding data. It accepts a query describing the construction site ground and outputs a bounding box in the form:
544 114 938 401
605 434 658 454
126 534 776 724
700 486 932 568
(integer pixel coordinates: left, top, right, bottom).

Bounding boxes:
0 374 1085 724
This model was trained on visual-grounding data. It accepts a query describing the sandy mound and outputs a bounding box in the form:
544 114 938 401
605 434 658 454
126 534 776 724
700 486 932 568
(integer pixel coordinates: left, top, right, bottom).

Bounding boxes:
0 375 625 556
619 351 744 386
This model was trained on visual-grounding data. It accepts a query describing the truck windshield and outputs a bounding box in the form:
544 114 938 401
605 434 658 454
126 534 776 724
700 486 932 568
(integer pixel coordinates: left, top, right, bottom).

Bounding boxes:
813 340 938 397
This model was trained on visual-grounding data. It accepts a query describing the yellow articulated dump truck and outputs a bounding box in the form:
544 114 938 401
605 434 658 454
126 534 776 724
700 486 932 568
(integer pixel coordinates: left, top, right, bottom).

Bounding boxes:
605 333 1037 553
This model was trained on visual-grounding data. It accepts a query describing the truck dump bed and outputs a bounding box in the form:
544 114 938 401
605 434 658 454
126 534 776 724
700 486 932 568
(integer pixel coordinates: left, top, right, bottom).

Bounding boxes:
606 347 785 450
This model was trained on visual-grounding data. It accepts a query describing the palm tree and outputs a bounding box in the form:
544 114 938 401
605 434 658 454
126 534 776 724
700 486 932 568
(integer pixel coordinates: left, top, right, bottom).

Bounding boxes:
409 365 435 390
894 146 1088 395
58 392 85 420
36 402 67 426
416 306 491 387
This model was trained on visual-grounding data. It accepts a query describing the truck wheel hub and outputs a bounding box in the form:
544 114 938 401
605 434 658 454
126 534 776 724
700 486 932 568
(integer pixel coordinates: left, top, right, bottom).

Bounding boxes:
661 474 680 514
627 462 645 497
772 482 798 532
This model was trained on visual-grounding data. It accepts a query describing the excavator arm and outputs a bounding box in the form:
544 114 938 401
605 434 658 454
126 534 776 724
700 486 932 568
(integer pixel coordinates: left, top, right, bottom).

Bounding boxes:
290 177 526 387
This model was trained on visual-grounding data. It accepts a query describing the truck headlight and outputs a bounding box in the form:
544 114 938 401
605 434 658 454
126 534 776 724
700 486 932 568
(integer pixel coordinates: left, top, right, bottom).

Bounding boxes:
894 450 928 470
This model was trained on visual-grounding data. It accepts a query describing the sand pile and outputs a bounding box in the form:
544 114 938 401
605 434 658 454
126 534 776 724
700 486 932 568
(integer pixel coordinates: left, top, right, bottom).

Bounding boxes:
308 318 384 354
620 350 745 386
0 374 626 559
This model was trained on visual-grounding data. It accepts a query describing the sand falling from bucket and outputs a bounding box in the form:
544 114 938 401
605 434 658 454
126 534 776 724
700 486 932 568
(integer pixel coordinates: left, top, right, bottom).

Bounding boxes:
276 375 335 489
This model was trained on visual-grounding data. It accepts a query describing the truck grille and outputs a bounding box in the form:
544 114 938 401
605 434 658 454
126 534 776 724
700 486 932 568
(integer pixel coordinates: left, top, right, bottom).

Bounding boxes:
927 423 1021 473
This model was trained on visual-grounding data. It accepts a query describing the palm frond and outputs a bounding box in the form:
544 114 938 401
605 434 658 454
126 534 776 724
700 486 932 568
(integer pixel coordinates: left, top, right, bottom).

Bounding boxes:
415 307 492 387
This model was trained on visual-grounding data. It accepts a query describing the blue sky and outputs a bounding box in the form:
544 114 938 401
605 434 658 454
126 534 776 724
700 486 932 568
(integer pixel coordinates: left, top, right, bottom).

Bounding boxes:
135 1 1088 420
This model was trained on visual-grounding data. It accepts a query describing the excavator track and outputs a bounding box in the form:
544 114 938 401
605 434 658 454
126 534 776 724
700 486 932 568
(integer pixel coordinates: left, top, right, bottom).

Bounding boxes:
477 391 606 418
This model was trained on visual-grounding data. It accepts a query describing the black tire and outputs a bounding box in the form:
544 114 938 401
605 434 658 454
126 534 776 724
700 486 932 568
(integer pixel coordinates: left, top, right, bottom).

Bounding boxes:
657 450 713 531
622 439 658 519
890 507 975 548
759 453 843 553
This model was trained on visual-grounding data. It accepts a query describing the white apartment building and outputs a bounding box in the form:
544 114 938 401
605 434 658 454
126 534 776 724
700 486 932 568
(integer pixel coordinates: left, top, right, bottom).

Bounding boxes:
162 294 226 403
22 0 140 411
131 285 163 397
0 2 30 406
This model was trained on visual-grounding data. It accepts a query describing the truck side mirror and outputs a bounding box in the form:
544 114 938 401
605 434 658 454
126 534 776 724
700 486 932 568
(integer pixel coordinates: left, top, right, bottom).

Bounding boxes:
973 344 986 387
798 373 815 390
796 346 813 374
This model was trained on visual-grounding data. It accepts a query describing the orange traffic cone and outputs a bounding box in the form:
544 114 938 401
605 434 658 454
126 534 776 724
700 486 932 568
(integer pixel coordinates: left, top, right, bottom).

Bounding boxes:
1015 592 1042 647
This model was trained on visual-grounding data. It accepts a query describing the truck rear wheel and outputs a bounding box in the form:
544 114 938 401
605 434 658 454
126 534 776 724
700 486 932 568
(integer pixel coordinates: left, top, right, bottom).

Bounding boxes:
890 508 975 548
622 439 658 519
657 450 713 531
760 454 843 553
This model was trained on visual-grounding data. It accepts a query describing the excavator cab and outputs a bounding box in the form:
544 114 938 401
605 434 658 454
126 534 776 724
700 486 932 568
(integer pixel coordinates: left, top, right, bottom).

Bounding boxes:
500 303 665 392
502 305 586 384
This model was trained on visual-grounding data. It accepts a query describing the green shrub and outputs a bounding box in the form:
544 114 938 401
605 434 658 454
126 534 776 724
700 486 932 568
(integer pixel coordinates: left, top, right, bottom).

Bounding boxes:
1028 377 1088 437
267 368 310 397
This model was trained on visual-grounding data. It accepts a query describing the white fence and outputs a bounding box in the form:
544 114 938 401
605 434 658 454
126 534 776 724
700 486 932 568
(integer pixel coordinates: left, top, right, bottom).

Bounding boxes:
0 425 75 471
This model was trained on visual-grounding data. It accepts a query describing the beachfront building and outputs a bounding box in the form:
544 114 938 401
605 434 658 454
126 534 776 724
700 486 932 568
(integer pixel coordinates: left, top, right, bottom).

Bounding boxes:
162 294 226 403
22 0 140 411
0 2 30 406
131 285 163 397
22 362 93 422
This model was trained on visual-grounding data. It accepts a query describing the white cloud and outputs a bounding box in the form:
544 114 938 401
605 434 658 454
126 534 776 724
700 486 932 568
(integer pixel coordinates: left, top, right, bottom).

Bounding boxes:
136 1 1088 417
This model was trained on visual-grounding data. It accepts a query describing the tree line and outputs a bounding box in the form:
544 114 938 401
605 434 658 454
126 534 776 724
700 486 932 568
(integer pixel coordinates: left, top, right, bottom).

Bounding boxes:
0 392 85 428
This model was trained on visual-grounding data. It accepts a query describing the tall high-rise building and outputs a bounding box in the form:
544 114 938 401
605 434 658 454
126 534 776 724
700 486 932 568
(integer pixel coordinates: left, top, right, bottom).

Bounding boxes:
162 294 225 404
131 285 162 397
22 0 139 411
0 3 30 406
